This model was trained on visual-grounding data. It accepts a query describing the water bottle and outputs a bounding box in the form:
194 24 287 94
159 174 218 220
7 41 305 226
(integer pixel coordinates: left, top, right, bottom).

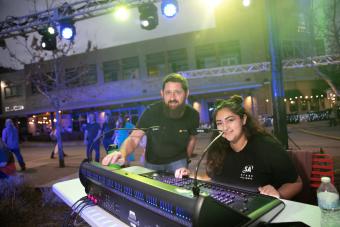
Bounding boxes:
317 177 340 227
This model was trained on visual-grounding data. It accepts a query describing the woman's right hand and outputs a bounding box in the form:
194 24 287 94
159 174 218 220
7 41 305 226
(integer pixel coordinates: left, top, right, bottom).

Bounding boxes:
101 151 125 166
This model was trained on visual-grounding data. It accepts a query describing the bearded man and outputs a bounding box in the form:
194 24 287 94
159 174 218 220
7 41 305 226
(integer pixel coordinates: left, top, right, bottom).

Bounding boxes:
102 73 199 176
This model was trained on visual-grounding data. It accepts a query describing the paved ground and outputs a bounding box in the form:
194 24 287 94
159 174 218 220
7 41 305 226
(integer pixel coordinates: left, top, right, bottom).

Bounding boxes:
15 120 340 192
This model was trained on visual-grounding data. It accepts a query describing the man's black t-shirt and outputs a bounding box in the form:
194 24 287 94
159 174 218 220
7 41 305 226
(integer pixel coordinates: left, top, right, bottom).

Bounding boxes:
137 102 199 164
213 135 298 190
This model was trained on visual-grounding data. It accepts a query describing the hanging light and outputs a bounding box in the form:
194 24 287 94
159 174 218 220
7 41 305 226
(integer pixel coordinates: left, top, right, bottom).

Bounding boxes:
39 25 57 50
161 0 179 18
138 3 158 30
59 20 76 40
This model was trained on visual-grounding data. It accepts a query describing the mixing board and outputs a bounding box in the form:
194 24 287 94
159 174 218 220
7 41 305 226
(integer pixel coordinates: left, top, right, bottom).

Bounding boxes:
79 161 285 227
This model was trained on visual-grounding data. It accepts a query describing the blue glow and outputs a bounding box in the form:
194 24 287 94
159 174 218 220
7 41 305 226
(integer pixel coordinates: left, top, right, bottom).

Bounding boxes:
161 0 178 18
61 27 74 39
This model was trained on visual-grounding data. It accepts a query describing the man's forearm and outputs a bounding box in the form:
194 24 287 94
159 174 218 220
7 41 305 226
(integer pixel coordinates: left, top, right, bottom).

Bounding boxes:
120 137 138 158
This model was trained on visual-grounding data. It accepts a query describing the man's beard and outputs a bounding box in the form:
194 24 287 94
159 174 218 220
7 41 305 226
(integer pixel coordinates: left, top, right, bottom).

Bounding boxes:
163 101 186 119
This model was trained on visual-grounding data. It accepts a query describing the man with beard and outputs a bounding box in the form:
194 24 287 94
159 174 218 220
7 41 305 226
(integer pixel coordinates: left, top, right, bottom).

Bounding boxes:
102 73 199 177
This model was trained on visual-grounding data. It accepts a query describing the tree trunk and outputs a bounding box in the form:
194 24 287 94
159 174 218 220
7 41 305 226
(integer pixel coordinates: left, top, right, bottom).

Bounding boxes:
55 111 65 168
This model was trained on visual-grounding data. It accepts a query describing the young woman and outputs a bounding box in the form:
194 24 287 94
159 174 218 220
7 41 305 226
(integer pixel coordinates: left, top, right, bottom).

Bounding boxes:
176 95 302 200
209 95 303 199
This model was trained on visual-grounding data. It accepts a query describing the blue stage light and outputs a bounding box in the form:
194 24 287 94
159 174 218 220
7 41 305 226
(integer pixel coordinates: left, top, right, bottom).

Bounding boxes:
60 21 76 40
161 0 178 18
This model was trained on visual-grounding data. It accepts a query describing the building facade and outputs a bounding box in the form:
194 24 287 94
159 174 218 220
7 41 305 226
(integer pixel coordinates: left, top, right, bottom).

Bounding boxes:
0 0 338 135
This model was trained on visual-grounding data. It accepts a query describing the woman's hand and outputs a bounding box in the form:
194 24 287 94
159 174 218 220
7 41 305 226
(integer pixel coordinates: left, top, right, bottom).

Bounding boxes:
175 168 190 178
258 185 280 198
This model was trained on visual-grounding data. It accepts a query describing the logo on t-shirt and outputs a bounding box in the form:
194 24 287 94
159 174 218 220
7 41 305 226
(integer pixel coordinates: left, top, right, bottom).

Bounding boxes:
240 165 254 181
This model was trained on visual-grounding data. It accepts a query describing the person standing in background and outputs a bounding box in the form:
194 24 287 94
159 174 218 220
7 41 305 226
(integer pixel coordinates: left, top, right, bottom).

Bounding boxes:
2 119 26 171
84 113 102 162
0 138 16 178
114 115 135 164
102 114 116 153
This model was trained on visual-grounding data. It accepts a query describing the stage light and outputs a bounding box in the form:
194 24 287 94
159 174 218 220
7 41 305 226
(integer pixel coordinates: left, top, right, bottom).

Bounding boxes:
242 0 251 7
60 20 76 40
114 5 130 21
161 0 179 18
39 26 57 50
138 3 158 30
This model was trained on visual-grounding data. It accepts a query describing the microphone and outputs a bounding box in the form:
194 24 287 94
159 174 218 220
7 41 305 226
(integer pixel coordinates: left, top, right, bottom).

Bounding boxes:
179 128 221 133
192 131 224 197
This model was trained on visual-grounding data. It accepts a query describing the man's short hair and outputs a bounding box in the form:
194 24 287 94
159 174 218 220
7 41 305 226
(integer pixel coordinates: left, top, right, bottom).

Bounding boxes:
162 73 188 92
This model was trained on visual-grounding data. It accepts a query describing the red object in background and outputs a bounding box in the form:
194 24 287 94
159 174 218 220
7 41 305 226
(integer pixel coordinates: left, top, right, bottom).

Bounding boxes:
310 153 335 189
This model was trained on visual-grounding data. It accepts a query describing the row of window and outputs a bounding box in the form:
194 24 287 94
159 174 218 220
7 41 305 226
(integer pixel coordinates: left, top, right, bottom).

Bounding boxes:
3 39 325 99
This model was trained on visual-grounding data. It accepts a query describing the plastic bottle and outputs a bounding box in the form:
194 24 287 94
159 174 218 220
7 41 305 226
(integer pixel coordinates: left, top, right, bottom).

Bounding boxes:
317 177 340 227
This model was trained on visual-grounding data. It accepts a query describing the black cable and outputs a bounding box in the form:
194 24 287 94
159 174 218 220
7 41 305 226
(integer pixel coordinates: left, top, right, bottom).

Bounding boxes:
192 132 224 197
72 200 95 226
63 196 88 227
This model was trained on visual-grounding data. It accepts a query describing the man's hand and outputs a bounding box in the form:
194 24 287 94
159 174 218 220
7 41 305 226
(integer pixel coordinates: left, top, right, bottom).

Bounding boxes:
101 151 125 166
175 167 190 178
258 185 280 198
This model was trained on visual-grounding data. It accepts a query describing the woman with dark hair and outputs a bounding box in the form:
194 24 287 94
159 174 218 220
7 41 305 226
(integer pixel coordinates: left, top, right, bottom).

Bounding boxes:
177 95 302 200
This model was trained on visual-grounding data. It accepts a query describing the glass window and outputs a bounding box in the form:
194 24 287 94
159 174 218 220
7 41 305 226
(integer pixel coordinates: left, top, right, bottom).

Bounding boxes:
82 64 97 86
122 56 140 80
4 85 23 98
195 44 218 69
146 52 166 77
195 41 241 69
103 60 120 82
218 41 241 66
30 72 56 93
167 48 188 72
64 68 79 88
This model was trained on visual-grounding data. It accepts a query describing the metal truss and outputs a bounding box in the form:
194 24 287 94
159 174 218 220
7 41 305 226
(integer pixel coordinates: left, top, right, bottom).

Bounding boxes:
180 55 340 79
0 0 157 39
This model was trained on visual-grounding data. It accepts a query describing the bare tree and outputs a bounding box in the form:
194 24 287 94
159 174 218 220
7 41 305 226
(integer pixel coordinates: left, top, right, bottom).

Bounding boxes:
3 30 95 167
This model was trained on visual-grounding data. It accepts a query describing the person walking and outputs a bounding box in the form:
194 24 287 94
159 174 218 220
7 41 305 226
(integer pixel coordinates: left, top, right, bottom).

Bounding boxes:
2 119 26 171
84 113 102 162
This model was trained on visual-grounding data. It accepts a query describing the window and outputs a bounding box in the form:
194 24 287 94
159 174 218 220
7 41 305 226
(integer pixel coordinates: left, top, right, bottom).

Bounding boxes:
64 65 97 88
218 41 241 66
4 85 23 98
122 57 140 80
281 40 323 59
195 41 241 69
82 64 97 86
195 44 218 69
31 72 56 94
167 48 188 72
146 52 166 77
64 68 79 88
103 60 119 82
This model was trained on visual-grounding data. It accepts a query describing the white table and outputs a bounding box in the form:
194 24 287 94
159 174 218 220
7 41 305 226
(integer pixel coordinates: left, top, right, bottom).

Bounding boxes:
53 178 321 227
